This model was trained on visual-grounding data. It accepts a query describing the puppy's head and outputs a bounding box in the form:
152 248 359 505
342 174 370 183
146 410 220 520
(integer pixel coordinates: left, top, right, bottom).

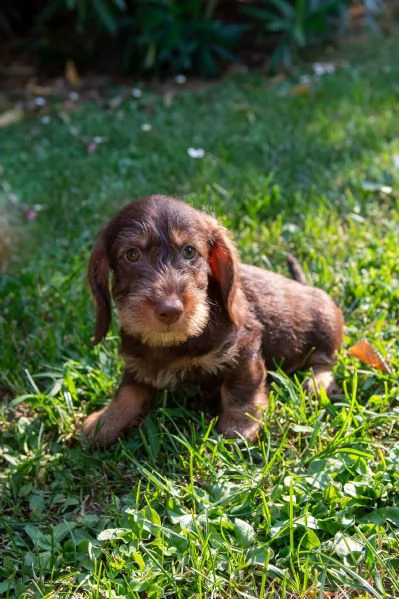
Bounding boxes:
88 195 246 347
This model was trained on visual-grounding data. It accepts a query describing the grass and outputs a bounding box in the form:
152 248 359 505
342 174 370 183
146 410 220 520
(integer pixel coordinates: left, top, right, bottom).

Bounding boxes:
1 33 399 598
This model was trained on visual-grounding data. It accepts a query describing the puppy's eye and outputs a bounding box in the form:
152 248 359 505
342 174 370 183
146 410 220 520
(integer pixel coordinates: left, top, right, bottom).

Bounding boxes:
182 245 196 260
126 247 141 262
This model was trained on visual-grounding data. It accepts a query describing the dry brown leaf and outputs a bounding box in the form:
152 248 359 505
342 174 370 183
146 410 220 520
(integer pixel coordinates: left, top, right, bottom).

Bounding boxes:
26 81 52 96
286 82 312 96
108 94 126 110
0 65 36 76
349 4 366 19
65 60 81 89
0 106 24 128
163 90 174 107
269 73 287 85
348 339 393 374
231 103 252 111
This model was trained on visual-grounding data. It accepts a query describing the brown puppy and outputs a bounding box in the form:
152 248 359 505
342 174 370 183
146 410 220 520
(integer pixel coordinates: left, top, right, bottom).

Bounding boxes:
84 195 343 445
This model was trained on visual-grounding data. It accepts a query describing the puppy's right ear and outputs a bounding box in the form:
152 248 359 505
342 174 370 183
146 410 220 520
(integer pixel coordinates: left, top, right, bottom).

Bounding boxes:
88 235 111 345
206 216 247 327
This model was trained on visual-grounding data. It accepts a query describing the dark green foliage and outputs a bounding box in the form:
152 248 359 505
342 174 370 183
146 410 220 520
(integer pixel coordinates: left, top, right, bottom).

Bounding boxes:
37 0 245 76
37 0 127 34
127 0 246 76
244 0 348 68
2 0 385 75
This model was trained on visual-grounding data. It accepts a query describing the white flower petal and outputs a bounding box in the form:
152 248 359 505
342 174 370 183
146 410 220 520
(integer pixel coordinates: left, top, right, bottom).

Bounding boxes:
313 62 336 76
187 147 205 159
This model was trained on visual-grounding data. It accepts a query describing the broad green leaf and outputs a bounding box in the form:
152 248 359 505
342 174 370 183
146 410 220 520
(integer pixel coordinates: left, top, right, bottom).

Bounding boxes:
304 528 321 548
296 515 319 530
24 525 51 550
234 518 256 548
52 521 78 543
333 532 364 557
133 551 145 571
360 507 399 527
97 528 129 541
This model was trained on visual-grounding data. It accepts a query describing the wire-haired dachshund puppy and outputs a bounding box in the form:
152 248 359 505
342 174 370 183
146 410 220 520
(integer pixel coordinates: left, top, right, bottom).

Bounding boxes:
84 195 344 445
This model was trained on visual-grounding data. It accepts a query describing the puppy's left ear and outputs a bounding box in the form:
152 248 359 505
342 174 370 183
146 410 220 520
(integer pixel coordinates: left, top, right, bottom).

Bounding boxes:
207 219 247 326
88 235 112 345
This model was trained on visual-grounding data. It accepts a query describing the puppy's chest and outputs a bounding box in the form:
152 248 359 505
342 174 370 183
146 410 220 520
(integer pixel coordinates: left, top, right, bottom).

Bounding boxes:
122 343 238 389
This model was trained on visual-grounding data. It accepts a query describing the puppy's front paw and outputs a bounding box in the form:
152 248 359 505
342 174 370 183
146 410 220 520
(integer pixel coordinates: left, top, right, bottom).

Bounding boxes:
217 413 261 442
82 408 122 446
82 383 152 447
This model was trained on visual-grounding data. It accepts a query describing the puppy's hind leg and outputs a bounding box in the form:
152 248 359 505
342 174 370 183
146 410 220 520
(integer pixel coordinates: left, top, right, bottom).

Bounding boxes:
303 351 340 397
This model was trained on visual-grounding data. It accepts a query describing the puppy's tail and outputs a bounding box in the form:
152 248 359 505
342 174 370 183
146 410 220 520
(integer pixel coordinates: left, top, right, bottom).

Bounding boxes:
287 254 308 285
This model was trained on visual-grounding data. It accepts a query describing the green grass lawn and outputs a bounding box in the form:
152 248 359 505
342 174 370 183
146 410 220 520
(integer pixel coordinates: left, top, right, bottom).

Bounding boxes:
1 33 399 598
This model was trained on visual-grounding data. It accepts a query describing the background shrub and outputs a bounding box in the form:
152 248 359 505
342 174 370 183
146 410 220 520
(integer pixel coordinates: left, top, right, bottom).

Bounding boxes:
0 0 388 76
244 0 349 68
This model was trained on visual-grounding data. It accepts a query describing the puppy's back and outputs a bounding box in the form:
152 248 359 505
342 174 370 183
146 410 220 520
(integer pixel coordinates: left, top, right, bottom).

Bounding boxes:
239 264 343 372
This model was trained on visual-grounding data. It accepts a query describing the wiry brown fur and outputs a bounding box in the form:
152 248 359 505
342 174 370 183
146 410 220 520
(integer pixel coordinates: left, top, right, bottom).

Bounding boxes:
84 195 344 446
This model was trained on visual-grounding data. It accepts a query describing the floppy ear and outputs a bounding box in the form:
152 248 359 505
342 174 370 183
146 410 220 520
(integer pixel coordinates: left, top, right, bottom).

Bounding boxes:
88 235 112 345
207 220 247 326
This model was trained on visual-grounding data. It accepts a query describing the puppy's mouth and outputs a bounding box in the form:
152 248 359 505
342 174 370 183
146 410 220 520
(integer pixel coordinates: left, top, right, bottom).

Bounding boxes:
117 291 210 347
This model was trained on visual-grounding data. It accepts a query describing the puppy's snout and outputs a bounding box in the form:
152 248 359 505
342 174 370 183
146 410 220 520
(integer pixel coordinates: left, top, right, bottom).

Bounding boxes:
152 297 184 325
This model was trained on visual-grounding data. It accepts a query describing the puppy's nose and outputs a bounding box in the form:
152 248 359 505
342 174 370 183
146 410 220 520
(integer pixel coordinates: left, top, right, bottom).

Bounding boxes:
152 297 184 325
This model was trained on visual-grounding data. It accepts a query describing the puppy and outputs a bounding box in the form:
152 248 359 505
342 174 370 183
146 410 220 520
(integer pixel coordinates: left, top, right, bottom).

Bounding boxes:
84 195 343 445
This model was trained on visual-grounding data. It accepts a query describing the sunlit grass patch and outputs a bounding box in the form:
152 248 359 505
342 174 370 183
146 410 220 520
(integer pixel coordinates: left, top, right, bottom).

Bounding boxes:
1 33 399 598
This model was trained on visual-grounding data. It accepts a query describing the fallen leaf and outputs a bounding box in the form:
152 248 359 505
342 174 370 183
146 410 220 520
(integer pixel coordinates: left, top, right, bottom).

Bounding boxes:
65 60 81 89
348 339 393 374
0 106 24 128
58 112 71 125
163 90 174 107
268 73 287 85
108 94 126 110
286 82 312 96
0 65 36 76
349 4 366 19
